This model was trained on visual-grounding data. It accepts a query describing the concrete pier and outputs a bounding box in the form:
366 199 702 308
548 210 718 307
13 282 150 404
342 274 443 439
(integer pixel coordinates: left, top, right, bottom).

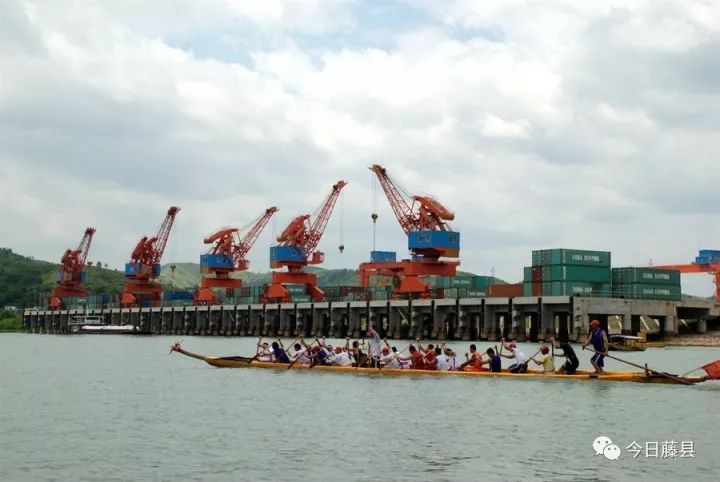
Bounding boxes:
24 296 720 340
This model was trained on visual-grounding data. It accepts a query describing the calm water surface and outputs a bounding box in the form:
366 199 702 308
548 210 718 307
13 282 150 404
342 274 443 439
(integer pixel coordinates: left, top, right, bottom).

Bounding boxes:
1 334 719 481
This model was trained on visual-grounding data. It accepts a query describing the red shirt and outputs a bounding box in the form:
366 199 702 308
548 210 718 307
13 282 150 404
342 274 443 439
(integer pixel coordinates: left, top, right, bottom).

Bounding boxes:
424 350 437 370
411 351 425 370
470 352 483 371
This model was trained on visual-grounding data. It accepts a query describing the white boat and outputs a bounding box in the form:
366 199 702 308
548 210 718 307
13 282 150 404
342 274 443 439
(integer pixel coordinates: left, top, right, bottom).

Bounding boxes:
69 315 143 334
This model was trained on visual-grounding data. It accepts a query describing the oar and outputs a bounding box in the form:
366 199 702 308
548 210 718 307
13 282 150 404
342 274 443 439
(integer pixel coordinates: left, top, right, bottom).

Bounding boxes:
273 336 299 364
287 339 319 370
582 346 693 385
379 346 409 371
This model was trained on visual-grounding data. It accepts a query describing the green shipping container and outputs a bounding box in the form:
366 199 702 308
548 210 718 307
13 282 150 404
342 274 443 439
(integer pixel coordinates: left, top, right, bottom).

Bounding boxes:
286 284 307 295
541 282 611 297
523 282 532 296
523 267 532 282
540 265 611 283
291 295 311 303
532 249 611 267
611 268 681 285
612 283 681 301
451 276 474 288
467 290 486 297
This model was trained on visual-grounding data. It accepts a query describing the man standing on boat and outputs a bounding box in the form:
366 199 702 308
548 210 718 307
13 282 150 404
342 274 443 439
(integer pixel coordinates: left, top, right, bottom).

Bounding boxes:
367 323 382 367
582 319 609 375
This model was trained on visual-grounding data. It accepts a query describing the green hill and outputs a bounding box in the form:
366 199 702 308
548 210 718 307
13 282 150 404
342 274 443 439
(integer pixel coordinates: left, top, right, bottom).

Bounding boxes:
0 248 126 308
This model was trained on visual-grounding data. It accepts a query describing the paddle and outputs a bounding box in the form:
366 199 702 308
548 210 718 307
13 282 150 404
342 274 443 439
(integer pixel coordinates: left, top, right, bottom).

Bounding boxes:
287 339 319 370
582 346 693 385
273 335 299 365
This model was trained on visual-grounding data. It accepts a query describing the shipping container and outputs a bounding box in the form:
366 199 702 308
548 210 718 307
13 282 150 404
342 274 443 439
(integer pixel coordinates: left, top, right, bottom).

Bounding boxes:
540 265 611 283
200 254 233 270
611 267 681 285
523 267 532 281
370 250 397 263
541 282 611 297
164 290 194 301
285 284 307 295
290 295 311 303
269 246 307 267
523 282 532 297
487 283 522 297
532 249 611 267
408 230 460 257
466 290 486 298
612 283 681 301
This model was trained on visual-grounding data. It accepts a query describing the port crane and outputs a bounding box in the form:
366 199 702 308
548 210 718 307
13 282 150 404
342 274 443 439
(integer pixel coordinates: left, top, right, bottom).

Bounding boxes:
653 250 720 302
358 164 460 298
121 206 180 307
194 207 278 305
262 181 347 303
48 227 96 310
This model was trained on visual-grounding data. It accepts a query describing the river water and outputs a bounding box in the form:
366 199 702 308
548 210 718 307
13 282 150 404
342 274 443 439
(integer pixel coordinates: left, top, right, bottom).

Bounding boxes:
1 334 718 481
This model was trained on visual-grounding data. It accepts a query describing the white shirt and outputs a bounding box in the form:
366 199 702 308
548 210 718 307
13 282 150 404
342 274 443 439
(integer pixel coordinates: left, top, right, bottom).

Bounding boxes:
380 353 400 368
256 348 272 362
291 348 310 363
369 331 382 357
436 354 449 371
511 347 529 365
331 351 353 366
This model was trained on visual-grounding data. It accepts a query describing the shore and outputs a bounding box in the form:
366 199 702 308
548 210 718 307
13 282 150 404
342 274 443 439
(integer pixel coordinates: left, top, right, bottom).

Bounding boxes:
651 331 720 347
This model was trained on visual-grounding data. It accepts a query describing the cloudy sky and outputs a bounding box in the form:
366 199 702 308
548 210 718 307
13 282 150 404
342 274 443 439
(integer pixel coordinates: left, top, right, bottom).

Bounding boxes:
1 0 719 295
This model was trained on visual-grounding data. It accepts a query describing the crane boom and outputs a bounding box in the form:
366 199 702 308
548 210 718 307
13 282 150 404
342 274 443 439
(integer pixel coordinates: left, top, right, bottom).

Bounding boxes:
305 181 347 256
370 164 415 234
237 207 278 259
48 226 97 310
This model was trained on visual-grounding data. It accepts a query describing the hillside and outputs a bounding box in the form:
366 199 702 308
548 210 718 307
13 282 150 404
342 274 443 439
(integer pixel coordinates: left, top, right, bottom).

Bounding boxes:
159 263 360 289
0 248 126 308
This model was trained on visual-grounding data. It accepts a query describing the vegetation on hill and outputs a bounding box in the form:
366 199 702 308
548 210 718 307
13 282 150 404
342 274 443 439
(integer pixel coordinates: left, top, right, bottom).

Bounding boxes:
0 248 125 308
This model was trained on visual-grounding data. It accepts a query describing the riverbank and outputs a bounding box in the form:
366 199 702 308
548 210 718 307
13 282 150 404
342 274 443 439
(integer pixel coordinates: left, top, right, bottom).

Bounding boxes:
0 316 22 332
651 331 720 347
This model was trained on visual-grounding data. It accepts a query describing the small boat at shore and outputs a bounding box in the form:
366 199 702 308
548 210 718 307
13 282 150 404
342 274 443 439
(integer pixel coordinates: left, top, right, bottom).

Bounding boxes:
170 344 710 385
608 335 647 352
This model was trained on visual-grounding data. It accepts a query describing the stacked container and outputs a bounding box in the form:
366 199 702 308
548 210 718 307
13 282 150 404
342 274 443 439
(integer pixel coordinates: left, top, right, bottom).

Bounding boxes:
695 249 720 265
611 267 681 301
523 249 612 297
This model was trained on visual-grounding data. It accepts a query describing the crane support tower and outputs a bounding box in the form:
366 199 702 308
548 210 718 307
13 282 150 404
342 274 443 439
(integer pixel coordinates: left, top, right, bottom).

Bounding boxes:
653 249 720 302
48 227 96 310
262 181 347 303
121 206 180 307
359 164 460 299
195 207 278 305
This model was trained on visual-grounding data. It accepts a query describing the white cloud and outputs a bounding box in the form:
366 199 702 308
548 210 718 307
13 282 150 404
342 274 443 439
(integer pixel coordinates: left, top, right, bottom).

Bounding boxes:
1 0 719 296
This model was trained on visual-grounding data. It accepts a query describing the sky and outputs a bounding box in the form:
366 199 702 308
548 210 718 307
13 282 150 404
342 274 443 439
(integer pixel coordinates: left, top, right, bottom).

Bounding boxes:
1 0 719 295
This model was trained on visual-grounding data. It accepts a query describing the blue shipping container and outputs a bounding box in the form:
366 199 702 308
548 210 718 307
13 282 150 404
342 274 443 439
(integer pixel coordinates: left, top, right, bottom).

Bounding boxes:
125 263 140 276
165 290 194 301
698 249 720 257
200 254 234 269
370 251 397 263
270 246 307 263
408 230 460 257
696 257 709 265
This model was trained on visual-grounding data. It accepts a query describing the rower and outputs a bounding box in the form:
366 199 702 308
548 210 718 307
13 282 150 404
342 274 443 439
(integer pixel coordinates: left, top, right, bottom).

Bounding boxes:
255 338 273 362
582 319 609 375
529 345 555 373
379 346 400 368
461 344 483 372
552 336 579 374
290 336 311 364
436 345 450 371
345 338 367 367
485 347 501 372
329 346 354 366
409 343 425 369
500 340 530 373
271 339 291 363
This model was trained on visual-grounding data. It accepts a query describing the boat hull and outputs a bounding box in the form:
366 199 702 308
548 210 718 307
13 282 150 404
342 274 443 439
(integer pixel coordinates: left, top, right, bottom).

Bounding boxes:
171 347 707 385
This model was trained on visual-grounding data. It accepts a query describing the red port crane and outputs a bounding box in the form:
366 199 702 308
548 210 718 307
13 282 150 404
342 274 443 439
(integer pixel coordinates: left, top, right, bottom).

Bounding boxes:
194 206 278 305
48 227 96 310
653 250 720 301
262 181 347 303
359 164 460 299
121 206 180 307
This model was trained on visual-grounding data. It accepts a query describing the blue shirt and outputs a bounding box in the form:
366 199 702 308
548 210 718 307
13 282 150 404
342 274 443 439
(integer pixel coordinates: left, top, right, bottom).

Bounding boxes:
490 355 501 372
273 347 290 363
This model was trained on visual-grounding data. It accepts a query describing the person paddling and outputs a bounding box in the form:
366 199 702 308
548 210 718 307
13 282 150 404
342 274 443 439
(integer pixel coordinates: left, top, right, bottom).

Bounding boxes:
485 347 502 372
553 336 579 374
255 338 273 362
500 340 530 373
582 319 609 375
529 345 555 373
271 339 291 363
461 344 483 372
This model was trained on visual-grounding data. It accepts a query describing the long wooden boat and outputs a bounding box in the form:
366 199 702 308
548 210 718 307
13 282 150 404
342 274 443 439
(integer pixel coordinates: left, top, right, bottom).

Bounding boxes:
608 335 647 352
170 345 709 385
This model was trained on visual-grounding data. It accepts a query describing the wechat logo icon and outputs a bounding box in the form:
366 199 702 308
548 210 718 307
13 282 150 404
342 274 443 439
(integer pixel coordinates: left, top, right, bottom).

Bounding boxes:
593 436 621 460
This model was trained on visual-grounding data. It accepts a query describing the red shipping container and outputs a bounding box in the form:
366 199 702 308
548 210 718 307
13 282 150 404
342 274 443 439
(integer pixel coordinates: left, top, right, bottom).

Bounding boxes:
531 266 542 282
435 288 444 299
532 281 541 296
487 283 523 297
